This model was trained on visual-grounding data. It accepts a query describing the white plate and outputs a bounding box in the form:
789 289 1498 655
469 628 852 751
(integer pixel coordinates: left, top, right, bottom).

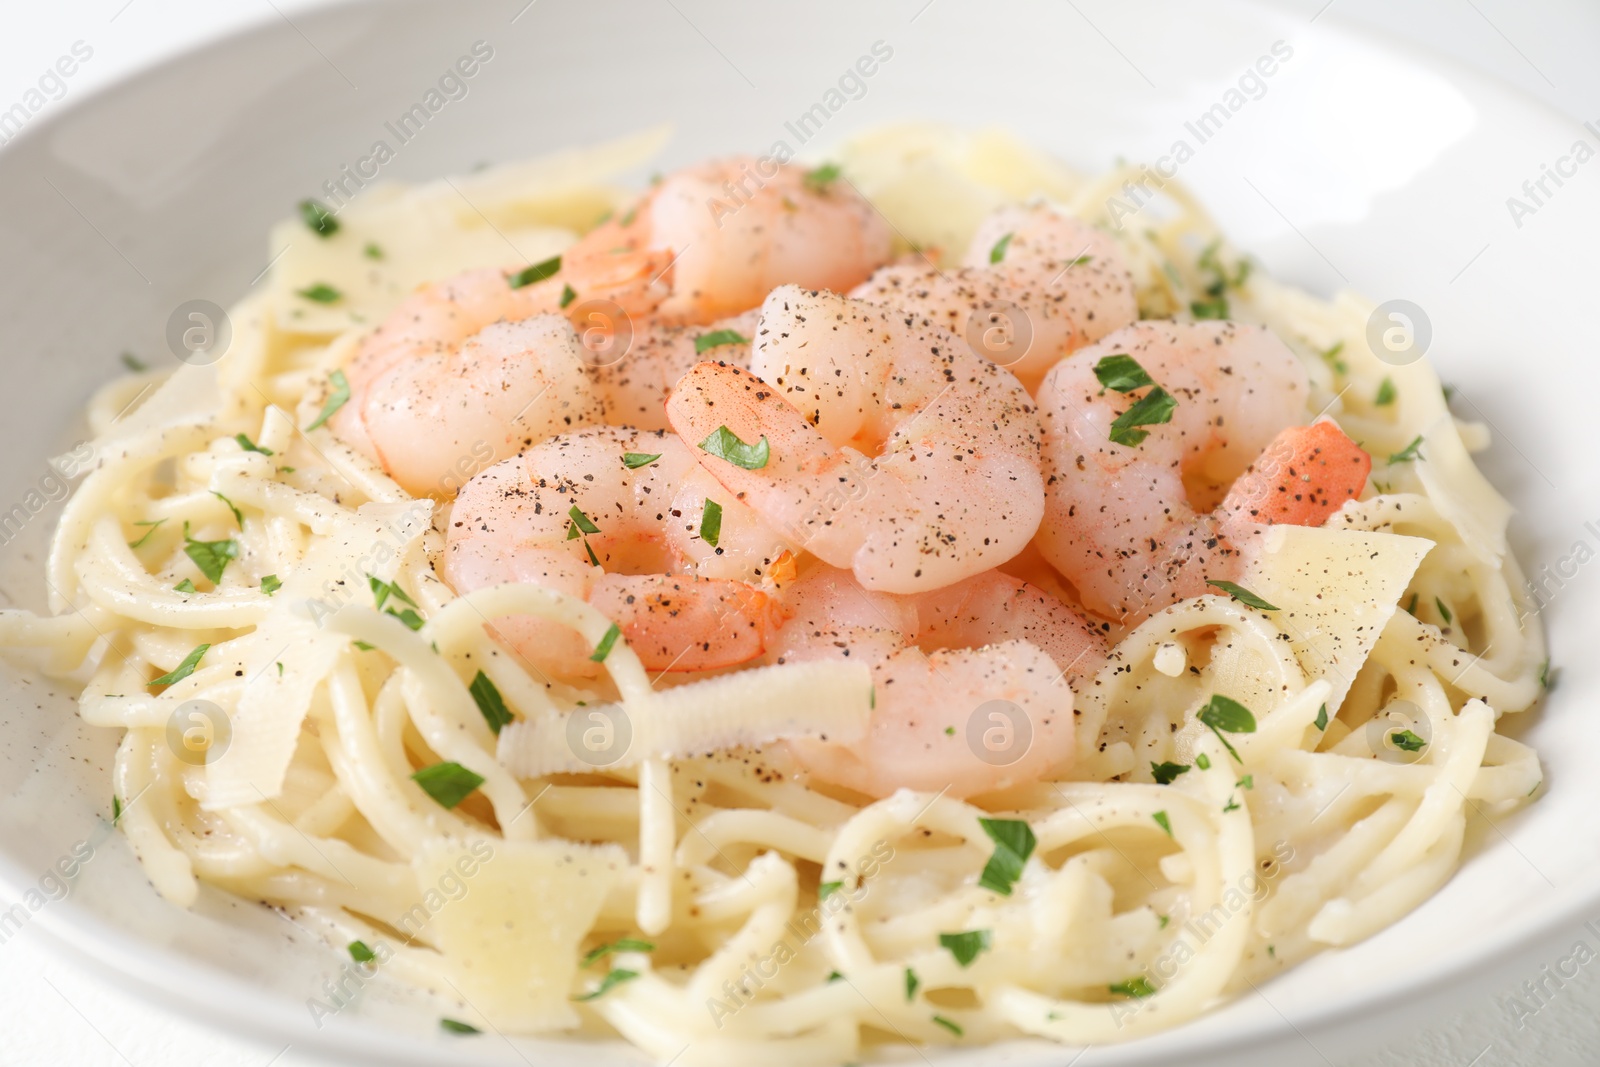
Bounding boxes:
1 1 1595 1064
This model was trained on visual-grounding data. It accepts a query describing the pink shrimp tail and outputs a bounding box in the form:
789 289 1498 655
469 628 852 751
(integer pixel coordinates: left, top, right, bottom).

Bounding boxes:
1222 417 1371 527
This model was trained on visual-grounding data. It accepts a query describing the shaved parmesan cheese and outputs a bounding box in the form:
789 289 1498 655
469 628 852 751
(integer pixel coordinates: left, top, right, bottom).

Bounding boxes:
270 126 670 335
834 124 1081 260
498 659 873 777
413 837 626 1031
206 501 430 808
1237 525 1433 712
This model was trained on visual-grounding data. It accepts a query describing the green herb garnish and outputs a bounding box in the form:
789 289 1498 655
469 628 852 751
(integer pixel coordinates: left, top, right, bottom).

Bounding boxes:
988 232 1014 264
694 329 750 354
508 255 562 289
1375 378 1397 406
1197 694 1257 763
296 283 342 304
1390 729 1427 753
1152 810 1173 837
581 938 655 967
469 670 514 736
183 524 239 584
589 623 622 663
932 1015 964 1037
298 199 339 237
1093 353 1154 394
573 968 639 1001
411 762 485 809
128 519 165 549
1388 435 1425 464
1205 580 1279 611
698 425 770 470
818 880 843 901
1110 976 1157 998
623 452 661 469
174 579 196 593
938 929 991 968
305 369 350 431
261 574 281 596
803 163 841 192
1314 704 1328 731
234 433 273 455
700 499 723 547
348 940 376 963
212 491 243 528
148 643 210 688
439 1018 479 1034
1150 761 1190 785
905 967 920 1000
976 817 1036 897
1108 387 1178 447
560 283 577 308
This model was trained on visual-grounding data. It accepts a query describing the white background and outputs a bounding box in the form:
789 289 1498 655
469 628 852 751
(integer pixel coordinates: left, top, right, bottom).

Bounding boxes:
0 2 1597 1065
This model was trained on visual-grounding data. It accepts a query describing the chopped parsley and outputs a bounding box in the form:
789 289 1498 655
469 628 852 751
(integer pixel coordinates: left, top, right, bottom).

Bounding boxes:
817 880 843 901
1195 753 1211 770
469 670 514 735
573 968 639 1001
1190 297 1229 320
1205 580 1279 611
438 1018 480 1034
560 283 577 308
112 796 123 824
411 762 485 809
976 817 1036 896
699 499 723 547
1110 976 1157 998
1388 435 1425 464
1150 761 1190 785
1321 340 1349 376
174 579 196 593
234 433 273 455
938 929 991 967
212 490 243 528
363 241 383 260
148 643 210 688
305 369 351 431
261 574 281 596
121 351 147 372
183 523 239 584
1375 377 1397 406
1197 694 1257 763
580 938 654 967
1093 353 1155 394
802 162 841 192
298 199 339 237
694 329 750 354
589 622 622 663
623 452 661 469
296 283 342 304
1539 659 1553 689
988 232 1014 264
826 970 844 983
1314 704 1329 731
905 967 920 1001
347 940 376 963
1236 774 1254 790
567 505 600 537
1152 810 1173 837
508 255 562 289
1103 358 1178 447
1390 728 1427 753
368 575 418 612
932 1015 964 1037
127 519 165 549
1435 597 1453 626
698 425 770 469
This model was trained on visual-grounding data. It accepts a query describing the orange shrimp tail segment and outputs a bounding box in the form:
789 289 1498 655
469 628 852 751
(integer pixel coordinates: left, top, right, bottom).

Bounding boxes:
589 574 789 672
1222 417 1371 527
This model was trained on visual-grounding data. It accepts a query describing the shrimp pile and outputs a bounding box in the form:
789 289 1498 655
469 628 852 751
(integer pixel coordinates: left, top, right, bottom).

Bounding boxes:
331 155 1373 800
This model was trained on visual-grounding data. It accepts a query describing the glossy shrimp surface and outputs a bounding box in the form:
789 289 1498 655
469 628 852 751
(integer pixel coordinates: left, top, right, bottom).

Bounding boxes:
1034 320 1370 624
774 564 1107 798
666 285 1045 594
333 258 670 495
568 156 894 324
851 203 1138 391
443 426 791 678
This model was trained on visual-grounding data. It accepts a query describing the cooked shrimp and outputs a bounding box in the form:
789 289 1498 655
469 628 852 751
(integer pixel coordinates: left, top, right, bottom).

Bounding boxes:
773 565 1106 798
333 255 671 495
566 157 893 323
1034 320 1370 624
666 285 1045 594
850 203 1138 390
590 311 756 430
443 426 791 679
